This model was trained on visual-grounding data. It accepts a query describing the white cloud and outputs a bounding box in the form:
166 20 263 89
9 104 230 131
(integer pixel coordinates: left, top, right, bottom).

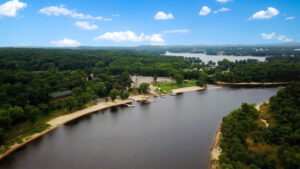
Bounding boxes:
277 35 287 41
214 7 230 14
249 7 279 20
154 11 174 20
112 14 119 17
94 31 165 45
39 5 111 21
261 33 276 40
199 6 211 16
261 33 293 42
164 29 190 34
285 38 293 42
216 0 232 3
75 21 98 30
51 38 81 47
0 0 27 17
286 16 295 20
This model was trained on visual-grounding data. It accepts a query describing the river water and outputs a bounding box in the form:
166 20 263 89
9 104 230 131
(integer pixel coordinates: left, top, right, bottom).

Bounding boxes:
165 52 266 64
0 85 279 169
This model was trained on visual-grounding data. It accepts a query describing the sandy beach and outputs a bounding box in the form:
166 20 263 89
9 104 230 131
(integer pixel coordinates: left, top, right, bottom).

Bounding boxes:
216 81 290 86
171 86 205 94
210 125 222 169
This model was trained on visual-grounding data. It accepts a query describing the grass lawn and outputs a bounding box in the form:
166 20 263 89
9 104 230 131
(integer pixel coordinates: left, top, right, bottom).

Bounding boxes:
154 80 197 93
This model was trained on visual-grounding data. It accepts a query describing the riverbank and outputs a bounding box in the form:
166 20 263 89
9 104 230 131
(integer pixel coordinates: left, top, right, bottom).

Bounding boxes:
215 81 290 86
210 125 222 169
0 99 133 160
0 86 208 160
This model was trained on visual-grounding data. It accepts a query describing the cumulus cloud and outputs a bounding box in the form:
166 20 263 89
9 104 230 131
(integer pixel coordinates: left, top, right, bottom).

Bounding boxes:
277 35 287 41
285 38 293 42
214 7 230 14
261 33 293 42
199 6 211 16
261 33 276 40
39 5 111 21
216 0 232 3
164 29 190 34
286 16 295 20
0 0 27 17
154 11 174 20
249 7 279 20
51 38 81 47
75 21 98 30
94 31 165 45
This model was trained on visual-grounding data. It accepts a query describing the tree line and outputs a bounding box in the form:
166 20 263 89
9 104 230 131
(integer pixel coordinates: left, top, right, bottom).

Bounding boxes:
214 57 300 82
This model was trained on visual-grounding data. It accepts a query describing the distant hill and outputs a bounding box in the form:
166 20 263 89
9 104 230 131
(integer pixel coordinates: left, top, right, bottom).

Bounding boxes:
2 42 300 56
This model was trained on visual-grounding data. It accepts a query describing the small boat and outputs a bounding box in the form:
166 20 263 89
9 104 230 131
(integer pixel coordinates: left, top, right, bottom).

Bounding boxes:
124 104 135 107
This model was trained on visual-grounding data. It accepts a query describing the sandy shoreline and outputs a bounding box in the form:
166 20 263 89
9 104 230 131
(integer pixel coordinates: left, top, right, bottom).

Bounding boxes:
171 86 205 94
209 125 222 169
0 86 207 160
216 81 290 86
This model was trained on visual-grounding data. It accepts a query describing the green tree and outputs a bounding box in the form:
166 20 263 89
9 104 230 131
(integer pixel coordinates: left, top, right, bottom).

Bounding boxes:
120 90 130 100
153 75 158 85
0 109 12 129
96 61 104 68
38 103 48 115
9 106 26 124
25 105 39 123
138 83 150 94
110 89 119 102
174 74 184 86
196 72 208 87
0 128 4 145
92 82 107 97
72 87 84 95
119 72 132 89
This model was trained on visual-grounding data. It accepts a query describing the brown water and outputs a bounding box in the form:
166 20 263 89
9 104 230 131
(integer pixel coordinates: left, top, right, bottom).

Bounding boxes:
0 85 279 169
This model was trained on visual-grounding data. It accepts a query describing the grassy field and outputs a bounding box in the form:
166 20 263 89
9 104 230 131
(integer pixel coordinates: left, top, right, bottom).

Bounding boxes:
154 80 197 93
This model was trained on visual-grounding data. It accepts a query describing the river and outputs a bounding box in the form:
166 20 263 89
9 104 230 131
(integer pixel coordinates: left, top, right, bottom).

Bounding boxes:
165 52 266 64
0 85 279 169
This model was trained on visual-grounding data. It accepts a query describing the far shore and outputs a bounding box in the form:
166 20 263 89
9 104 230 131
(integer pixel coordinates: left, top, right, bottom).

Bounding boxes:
215 81 291 86
0 85 208 160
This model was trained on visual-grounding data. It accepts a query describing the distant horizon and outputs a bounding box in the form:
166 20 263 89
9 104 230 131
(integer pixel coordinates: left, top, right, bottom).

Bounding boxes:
1 41 300 48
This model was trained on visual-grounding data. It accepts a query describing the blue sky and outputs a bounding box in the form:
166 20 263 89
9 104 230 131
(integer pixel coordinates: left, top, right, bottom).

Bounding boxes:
0 0 299 47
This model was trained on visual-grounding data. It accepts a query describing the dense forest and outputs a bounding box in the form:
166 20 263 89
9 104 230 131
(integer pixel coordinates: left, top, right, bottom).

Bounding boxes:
214 56 300 82
219 83 300 169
